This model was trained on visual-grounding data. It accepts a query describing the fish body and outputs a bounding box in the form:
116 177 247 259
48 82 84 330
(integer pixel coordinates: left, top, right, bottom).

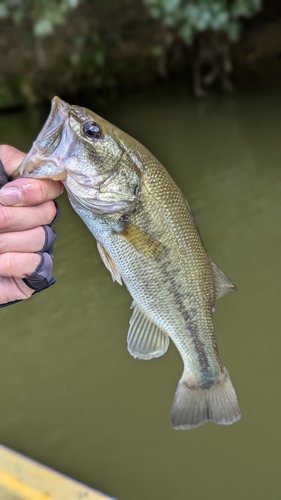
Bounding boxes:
14 97 240 429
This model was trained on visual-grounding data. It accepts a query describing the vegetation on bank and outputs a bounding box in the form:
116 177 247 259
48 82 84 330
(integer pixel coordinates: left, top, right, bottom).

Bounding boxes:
0 0 280 109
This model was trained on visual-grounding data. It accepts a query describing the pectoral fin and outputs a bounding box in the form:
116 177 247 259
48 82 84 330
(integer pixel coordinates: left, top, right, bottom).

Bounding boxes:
97 241 122 285
117 223 163 259
212 262 237 300
128 303 169 359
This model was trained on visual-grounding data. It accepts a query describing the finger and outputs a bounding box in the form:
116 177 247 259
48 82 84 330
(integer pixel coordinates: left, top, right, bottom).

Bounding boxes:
15 277 36 298
0 252 41 278
0 227 46 253
0 178 64 207
23 252 55 291
0 201 57 232
0 277 34 304
0 145 25 175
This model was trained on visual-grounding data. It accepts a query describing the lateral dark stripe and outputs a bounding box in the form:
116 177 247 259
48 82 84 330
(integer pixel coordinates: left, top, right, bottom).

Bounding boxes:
159 247 212 382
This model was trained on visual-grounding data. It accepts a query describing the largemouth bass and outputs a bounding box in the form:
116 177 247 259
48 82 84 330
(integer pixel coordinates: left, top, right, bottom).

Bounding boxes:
13 97 241 429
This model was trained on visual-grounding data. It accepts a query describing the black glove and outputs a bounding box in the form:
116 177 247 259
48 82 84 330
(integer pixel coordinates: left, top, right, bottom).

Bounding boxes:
0 159 59 308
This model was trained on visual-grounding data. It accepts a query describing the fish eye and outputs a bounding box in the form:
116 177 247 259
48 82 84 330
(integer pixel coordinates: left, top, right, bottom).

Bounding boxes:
82 121 103 140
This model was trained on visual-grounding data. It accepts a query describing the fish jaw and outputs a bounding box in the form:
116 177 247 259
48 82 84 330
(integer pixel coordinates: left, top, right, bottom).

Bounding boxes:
13 158 67 182
12 96 69 181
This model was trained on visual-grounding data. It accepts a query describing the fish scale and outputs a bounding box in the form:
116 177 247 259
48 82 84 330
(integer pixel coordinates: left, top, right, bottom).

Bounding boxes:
129 182 218 372
13 96 241 430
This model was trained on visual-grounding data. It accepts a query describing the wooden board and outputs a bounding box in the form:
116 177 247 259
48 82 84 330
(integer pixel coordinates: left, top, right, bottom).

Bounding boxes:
0 445 115 500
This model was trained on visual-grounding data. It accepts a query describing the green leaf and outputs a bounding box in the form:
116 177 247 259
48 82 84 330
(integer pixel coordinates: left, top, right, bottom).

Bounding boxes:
196 9 212 30
94 50 105 66
226 20 241 41
163 14 177 26
162 0 181 14
0 4 8 18
211 11 229 30
179 23 193 45
149 6 161 18
34 18 54 36
68 0 80 7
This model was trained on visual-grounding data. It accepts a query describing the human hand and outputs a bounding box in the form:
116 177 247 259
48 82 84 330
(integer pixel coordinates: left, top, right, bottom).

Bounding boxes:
0 145 63 306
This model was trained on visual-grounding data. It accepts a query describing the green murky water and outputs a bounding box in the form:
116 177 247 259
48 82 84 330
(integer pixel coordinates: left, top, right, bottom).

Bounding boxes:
0 86 281 499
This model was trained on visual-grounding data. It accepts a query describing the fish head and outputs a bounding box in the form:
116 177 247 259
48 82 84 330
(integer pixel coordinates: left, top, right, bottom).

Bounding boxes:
13 97 135 214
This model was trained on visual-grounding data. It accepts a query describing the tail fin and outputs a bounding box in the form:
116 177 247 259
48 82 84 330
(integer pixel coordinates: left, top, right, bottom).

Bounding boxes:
171 368 241 430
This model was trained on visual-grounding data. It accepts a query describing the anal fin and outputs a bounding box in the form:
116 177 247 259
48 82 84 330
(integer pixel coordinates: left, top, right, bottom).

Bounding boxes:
128 303 169 360
97 241 122 285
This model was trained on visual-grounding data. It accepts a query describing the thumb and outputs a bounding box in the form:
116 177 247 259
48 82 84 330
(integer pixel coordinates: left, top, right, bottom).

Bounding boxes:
0 145 25 175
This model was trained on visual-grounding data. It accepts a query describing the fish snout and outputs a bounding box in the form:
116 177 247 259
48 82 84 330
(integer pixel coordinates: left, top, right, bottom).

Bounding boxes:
12 96 70 181
52 96 69 115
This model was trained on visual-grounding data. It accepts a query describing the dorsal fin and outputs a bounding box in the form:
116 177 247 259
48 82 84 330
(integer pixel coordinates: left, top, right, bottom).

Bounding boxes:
128 303 169 360
212 262 237 300
97 241 122 285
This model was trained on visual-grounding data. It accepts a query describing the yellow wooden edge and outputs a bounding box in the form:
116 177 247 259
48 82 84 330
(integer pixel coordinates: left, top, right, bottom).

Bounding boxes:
0 445 115 500
0 469 49 500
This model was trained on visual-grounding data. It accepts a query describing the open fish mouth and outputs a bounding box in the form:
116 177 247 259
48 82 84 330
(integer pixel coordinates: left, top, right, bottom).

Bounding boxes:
12 96 68 181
